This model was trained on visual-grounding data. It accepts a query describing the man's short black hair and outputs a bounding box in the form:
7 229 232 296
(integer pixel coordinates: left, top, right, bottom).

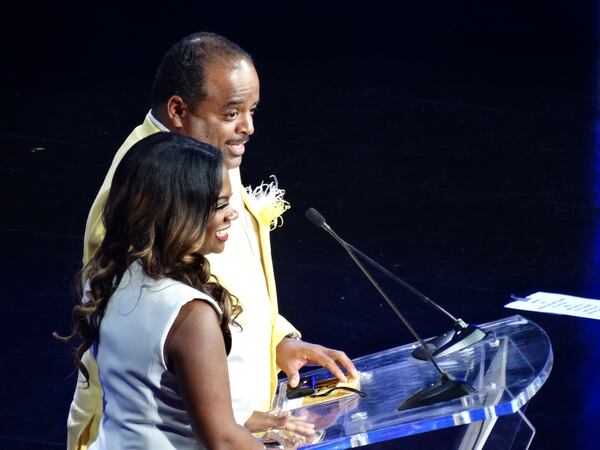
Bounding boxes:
151 32 253 109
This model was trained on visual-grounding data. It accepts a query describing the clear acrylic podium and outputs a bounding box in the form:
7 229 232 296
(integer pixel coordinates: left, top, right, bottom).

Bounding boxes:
273 315 553 449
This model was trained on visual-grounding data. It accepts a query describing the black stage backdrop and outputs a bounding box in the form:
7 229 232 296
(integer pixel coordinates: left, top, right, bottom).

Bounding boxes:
0 1 598 449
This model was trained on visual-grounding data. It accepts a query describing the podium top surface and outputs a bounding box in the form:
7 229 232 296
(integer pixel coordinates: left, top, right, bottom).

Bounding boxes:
273 315 553 449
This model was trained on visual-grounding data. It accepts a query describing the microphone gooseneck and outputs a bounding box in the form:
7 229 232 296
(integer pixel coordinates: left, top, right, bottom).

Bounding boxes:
305 209 445 376
305 208 486 362
344 241 487 361
339 242 459 323
305 208 475 410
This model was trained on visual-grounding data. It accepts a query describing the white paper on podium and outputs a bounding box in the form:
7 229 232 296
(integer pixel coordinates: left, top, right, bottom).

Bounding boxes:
505 291 600 320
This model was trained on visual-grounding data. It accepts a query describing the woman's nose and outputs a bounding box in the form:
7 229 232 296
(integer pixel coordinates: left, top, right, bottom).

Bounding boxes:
226 206 239 222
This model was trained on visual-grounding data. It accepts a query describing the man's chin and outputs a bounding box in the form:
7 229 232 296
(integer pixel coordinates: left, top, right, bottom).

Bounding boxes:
225 155 243 170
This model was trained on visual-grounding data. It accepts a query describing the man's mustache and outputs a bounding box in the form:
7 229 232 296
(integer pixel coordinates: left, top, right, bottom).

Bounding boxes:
226 137 250 146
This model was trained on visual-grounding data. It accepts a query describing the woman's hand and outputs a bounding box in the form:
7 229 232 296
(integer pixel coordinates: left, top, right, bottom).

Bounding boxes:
246 410 321 450
244 410 316 437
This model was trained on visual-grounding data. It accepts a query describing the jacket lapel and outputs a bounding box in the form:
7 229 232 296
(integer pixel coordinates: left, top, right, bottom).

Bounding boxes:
240 187 279 313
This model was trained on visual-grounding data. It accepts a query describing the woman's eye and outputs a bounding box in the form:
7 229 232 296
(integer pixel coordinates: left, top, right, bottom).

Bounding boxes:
216 202 229 210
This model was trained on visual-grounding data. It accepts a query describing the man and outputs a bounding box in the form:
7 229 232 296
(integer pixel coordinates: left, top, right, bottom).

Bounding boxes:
68 32 357 449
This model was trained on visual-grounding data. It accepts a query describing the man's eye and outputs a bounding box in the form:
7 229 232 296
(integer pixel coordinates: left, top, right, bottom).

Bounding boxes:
225 111 239 120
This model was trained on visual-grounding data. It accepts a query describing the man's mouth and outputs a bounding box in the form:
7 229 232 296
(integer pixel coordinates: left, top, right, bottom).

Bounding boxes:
225 138 249 157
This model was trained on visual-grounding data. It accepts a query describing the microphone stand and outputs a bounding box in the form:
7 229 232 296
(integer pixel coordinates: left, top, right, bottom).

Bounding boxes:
340 240 487 361
305 208 474 410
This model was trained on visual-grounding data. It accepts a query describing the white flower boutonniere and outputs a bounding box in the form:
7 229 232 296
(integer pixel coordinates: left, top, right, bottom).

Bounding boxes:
245 175 291 230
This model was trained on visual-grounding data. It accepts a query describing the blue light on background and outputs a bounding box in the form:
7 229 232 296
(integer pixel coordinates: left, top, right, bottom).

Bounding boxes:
578 96 600 446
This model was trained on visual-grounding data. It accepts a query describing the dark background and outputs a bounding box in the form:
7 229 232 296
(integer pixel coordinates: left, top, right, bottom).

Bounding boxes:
1 1 599 448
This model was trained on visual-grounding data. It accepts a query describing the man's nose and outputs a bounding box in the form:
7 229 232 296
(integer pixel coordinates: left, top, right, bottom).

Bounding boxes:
237 112 254 136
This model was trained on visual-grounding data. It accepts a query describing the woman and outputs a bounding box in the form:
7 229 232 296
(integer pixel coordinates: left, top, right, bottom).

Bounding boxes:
71 132 263 449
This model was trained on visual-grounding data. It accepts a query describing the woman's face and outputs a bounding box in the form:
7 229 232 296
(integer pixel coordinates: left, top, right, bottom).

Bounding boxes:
199 170 238 254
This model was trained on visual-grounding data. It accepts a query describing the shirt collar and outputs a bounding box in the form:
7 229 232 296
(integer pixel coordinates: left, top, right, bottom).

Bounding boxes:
147 109 170 132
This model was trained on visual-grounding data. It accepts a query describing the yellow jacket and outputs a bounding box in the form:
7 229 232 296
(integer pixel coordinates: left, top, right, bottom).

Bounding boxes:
68 117 298 449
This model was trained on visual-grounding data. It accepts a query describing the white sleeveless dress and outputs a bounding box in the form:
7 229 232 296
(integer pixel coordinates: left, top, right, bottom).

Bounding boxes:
89 261 222 450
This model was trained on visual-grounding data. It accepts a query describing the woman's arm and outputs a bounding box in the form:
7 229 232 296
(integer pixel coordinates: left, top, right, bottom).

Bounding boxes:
165 300 264 450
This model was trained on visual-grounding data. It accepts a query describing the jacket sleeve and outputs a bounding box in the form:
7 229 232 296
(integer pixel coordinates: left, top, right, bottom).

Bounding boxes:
82 121 158 264
66 350 102 450
273 313 301 349
83 190 108 264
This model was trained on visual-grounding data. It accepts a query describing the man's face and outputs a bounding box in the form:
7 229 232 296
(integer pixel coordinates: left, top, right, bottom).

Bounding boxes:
181 59 260 169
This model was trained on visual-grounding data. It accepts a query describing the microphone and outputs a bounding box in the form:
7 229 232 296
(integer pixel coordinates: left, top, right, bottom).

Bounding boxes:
305 207 474 410
305 207 326 227
305 208 486 361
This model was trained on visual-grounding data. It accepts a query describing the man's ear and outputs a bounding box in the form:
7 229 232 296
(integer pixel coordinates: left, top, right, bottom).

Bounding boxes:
166 95 188 130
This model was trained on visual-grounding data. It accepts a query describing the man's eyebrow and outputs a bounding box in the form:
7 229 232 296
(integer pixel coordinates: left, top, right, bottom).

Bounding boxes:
222 99 260 108
223 100 244 108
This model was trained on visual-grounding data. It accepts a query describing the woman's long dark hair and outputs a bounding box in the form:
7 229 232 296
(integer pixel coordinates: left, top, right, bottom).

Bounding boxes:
71 132 241 381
